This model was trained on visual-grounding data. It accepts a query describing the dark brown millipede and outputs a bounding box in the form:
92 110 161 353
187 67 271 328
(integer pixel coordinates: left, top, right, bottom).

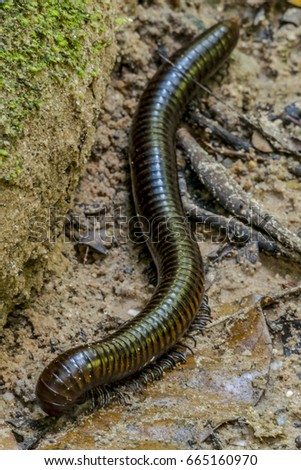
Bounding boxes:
36 18 240 416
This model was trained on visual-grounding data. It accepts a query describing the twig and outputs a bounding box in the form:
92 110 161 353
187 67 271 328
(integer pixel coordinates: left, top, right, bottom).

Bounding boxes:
197 418 244 443
188 109 252 151
161 54 301 158
213 146 253 159
178 171 300 262
178 127 301 258
260 284 301 307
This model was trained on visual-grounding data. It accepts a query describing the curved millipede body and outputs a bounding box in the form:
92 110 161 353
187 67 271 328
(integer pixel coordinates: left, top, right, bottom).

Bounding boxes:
36 18 240 416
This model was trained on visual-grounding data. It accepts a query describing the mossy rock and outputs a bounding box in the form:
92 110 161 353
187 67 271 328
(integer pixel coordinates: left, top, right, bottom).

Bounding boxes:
0 0 118 327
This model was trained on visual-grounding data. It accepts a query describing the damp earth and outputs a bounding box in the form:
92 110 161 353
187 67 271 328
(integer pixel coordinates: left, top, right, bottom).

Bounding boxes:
1 0 301 450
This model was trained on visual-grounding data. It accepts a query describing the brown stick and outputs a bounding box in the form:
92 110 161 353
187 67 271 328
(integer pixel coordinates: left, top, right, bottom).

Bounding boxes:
178 171 300 262
178 127 301 258
188 109 252 152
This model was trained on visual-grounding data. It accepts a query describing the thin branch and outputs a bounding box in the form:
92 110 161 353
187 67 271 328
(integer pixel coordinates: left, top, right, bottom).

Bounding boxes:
188 109 251 151
178 127 301 258
178 171 300 262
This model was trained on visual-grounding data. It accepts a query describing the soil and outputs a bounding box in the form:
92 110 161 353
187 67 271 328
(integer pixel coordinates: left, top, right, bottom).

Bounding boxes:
0 0 300 450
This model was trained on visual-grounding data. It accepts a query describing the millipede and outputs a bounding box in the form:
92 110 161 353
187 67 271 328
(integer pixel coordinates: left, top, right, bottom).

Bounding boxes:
36 18 240 416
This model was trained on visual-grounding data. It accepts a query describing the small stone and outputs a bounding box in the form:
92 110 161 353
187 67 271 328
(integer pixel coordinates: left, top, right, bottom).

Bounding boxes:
3 392 14 402
276 416 287 426
247 0 266 6
287 31 297 41
254 7 266 26
242 350 252 356
284 102 301 120
295 435 301 449
270 361 283 370
127 308 140 317
286 389 294 397
228 439 247 447
251 131 273 153
222 157 234 168
282 8 301 27
289 164 301 177
247 160 257 170
115 80 126 91
123 266 134 274
243 181 252 191
0 421 18 450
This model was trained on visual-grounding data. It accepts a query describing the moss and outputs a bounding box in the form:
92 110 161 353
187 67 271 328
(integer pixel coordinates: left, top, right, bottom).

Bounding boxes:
0 0 114 181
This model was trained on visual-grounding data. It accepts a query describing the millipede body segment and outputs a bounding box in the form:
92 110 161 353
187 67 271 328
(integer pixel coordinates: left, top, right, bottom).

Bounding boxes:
36 18 240 416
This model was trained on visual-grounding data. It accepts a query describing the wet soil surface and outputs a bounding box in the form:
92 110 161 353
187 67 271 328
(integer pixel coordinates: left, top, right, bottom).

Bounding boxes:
1 0 301 450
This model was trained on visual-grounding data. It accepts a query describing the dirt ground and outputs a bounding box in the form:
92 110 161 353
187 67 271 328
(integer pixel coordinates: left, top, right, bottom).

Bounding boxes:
0 0 301 450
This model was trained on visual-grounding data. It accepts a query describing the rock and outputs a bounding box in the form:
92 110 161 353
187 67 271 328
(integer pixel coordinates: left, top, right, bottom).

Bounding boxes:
247 0 266 6
251 131 273 153
289 164 301 177
295 435 301 449
284 102 301 121
281 8 301 27
0 418 18 450
0 0 118 328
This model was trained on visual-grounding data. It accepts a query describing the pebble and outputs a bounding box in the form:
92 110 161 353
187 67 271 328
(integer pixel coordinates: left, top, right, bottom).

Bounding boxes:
295 435 301 449
281 8 301 27
276 416 287 426
251 131 273 153
287 31 298 41
284 102 301 120
127 308 140 317
3 392 14 402
289 164 301 177
115 80 126 91
228 439 247 447
286 389 294 397
254 7 266 26
270 360 283 370
247 160 257 170
247 0 266 6
0 421 18 450
123 266 134 274
222 157 233 168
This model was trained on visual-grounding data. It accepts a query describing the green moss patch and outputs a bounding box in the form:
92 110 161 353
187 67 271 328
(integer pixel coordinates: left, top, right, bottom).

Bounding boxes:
0 0 112 181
